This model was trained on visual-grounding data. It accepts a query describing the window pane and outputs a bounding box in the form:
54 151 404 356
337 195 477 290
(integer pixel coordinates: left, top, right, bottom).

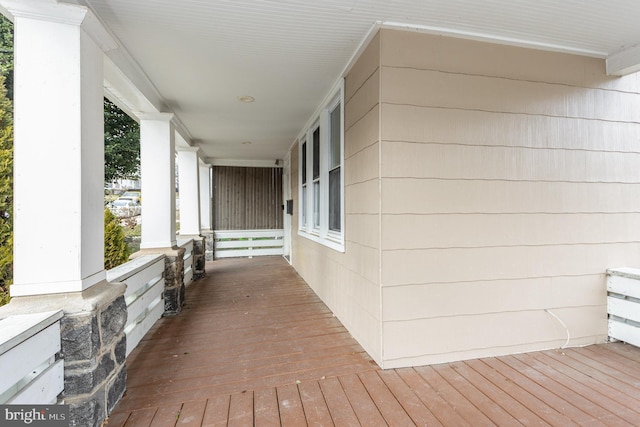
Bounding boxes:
301 141 307 183
313 181 320 227
329 167 340 232
312 127 320 180
301 186 306 226
330 104 341 169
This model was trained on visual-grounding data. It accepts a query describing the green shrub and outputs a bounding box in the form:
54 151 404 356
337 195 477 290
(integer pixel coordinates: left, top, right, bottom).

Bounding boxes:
0 74 12 306
104 209 130 269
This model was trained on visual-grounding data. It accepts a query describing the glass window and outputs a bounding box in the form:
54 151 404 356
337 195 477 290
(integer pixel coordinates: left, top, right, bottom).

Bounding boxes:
328 103 341 232
298 81 344 251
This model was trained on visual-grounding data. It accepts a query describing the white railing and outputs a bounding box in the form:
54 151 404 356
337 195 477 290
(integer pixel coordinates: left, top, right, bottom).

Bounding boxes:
107 254 165 356
607 268 640 348
214 229 284 259
177 238 194 287
0 310 64 404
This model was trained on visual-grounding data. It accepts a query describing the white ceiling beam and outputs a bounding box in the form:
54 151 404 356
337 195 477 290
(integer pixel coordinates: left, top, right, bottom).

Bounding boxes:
606 44 640 76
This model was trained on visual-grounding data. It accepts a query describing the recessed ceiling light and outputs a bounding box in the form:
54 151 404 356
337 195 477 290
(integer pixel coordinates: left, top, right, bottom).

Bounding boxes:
241 141 252 145
238 95 255 103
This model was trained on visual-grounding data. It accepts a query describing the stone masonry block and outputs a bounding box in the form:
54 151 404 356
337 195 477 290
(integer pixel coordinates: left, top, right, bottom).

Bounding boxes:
68 389 104 427
114 334 127 366
100 295 127 346
64 351 115 396
61 314 100 362
107 366 127 413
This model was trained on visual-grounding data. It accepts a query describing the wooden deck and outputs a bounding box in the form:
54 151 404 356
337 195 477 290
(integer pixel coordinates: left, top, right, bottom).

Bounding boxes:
108 256 640 426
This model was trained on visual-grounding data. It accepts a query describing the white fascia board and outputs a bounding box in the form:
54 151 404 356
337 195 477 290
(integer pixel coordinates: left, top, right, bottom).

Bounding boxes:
0 0 117 52
381 21 608 58
208 158 283 168
174 131 193 150
104 56 158 120
606 44 640 76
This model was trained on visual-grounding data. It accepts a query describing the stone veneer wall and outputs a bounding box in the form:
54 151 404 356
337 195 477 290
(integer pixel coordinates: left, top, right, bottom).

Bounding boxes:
63 295 127 426
202 230 214 261
192 236 206 278
133 247 186 316
1 281 127 427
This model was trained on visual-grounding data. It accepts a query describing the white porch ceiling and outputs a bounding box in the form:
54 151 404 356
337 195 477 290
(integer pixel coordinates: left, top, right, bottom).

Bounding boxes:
78 0 640 163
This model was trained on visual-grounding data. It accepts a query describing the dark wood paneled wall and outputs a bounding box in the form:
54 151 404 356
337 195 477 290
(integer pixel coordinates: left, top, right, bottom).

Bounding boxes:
213 166 283 230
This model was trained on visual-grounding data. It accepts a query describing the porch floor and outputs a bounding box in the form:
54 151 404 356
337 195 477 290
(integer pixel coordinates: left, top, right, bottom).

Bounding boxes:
109 256 640 426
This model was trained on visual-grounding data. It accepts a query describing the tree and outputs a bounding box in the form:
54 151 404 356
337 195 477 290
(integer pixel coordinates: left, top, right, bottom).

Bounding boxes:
104 208 130 269
0 75 12 304
104 98 140 183
0 15 12 101
0 16 12 305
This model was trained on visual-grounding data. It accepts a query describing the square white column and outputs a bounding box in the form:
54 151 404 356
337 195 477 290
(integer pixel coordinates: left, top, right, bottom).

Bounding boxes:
8 2 116 296
177 147 201 236
139 114 177 249
199 163 212 231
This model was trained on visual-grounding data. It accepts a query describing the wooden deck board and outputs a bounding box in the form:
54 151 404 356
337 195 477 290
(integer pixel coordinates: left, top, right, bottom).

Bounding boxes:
338 374 388 426
254 387 280 427
498 355 619 426
319 377 362 427
227 392 253 427
276 384 306 426
123 408 156 427
377 369 443 426
111 256 640 426
481 357 603 426
149 403 182 427
465 358 576 426
432 363 521 426
358 370 415 426
201 395 230 427
415 365 495 426
298 381 334 427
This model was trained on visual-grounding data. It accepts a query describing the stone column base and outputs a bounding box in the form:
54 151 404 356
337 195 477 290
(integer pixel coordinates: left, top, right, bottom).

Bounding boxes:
132 246 186 316
202 230 214 261
2 281 127 427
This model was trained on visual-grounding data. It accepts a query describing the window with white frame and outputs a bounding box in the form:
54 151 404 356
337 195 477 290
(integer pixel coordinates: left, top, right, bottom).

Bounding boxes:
298 81 344 252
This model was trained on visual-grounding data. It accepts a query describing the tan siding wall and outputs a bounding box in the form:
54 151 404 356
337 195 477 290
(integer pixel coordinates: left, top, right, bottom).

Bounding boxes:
379 29 640 367
290 32 383 363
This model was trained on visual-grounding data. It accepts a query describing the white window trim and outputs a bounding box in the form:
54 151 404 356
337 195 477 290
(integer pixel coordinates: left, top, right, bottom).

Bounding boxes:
298 79 345 252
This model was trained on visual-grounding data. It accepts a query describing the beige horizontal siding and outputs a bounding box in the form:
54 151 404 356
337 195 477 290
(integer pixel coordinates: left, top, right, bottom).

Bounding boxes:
382 275 605 321
346 214 380 250
382 104 640 153
381 242 640 286
382 213 640 250
382 305 607 368
345 143 379 185
345 31 380 102
294 237 381 360
381 141 640 182
381 67 640 122
345 103 379 159
345 179 379 214
382 180 640 214
380 29 640 94
345 68 379 130
291 31 383 365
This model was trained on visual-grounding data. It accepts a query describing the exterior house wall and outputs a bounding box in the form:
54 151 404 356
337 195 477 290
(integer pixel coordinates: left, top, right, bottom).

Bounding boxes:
291 32 383 364
289 28 640 369
379 29 640 367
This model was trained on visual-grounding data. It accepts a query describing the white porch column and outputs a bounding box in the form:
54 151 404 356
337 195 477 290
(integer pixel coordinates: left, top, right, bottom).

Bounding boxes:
8 0 116 297
139 113 177 249
199 163 212 231
177 147 201 236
